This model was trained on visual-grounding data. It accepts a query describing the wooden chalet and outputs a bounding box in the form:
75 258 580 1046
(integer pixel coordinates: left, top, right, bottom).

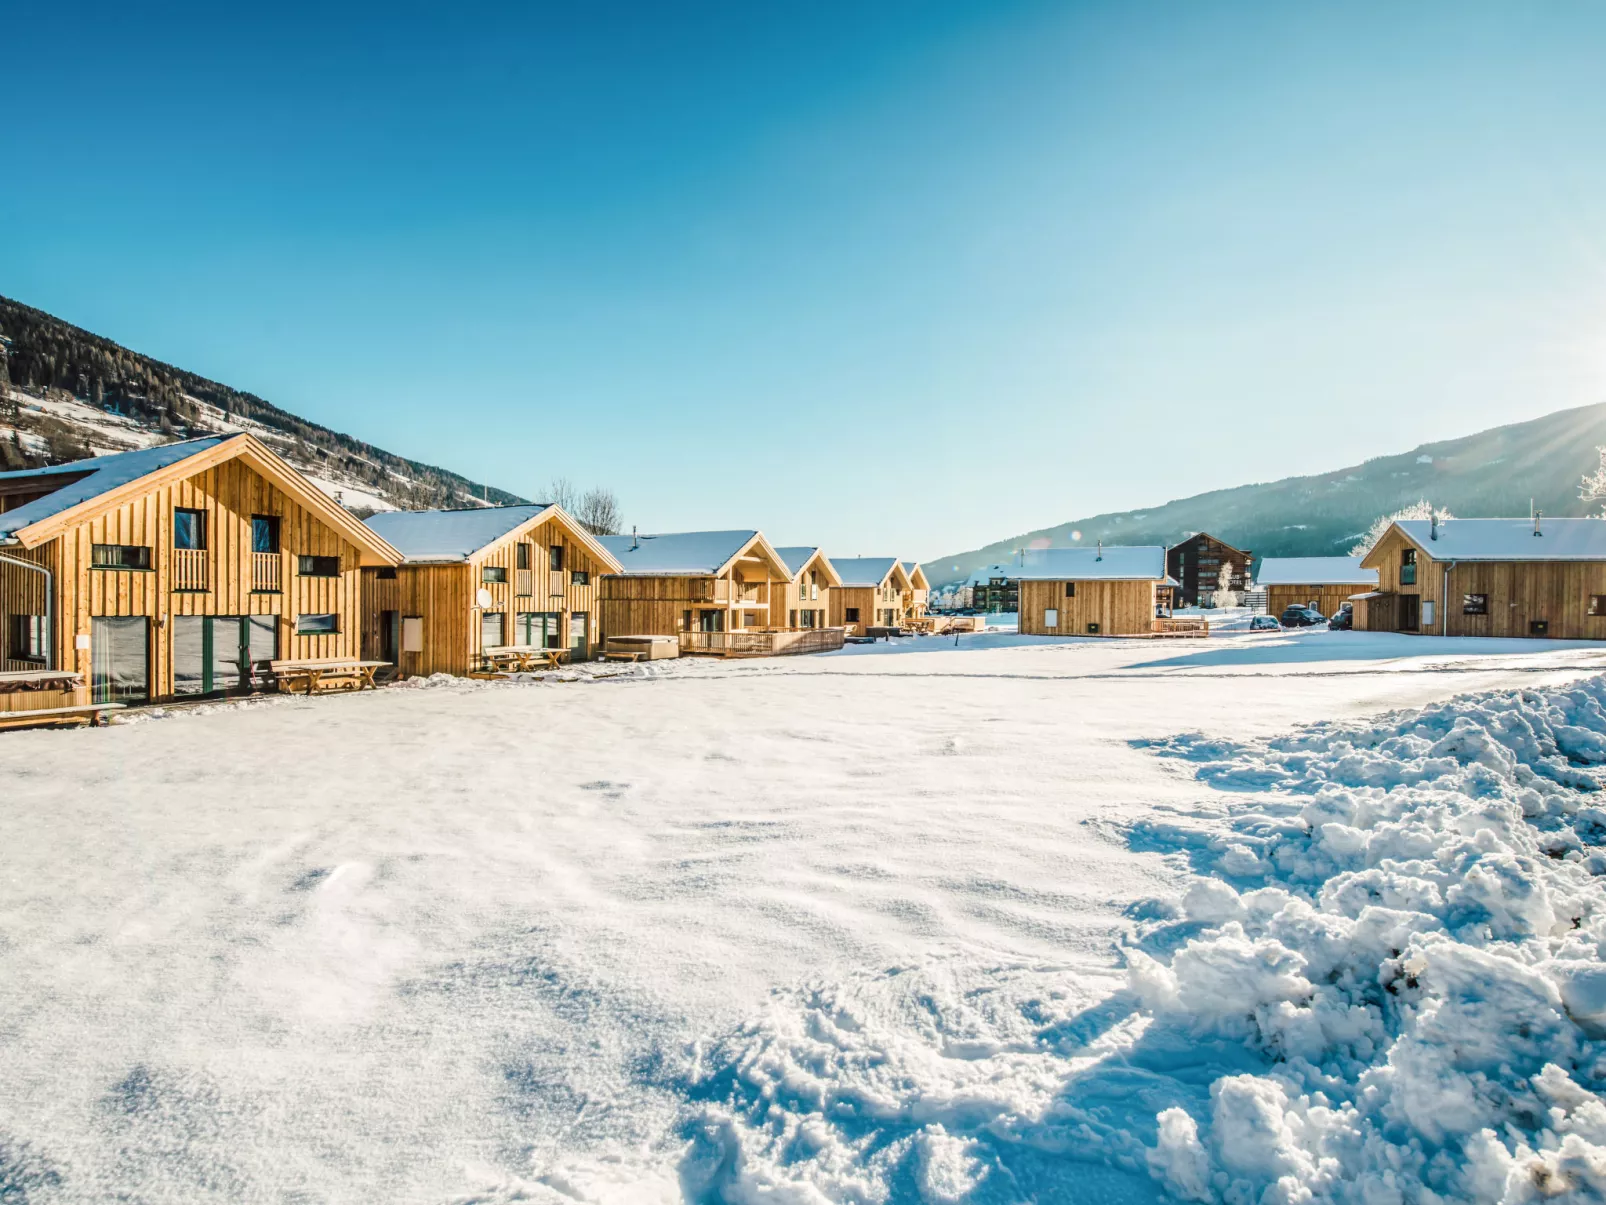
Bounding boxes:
829 558 913 633
1013 546 1189 636
1254 556 1379 617
1166 532 1253 606
598 530 839 656
1354 516 1606 639
903 563 930 624
362 504 623 676
769 546 842 630
0 433 401 705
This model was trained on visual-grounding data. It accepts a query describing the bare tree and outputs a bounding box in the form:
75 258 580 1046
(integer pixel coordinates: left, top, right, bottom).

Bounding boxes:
1582 447 1606 516
543 477 580 512
1348 499 1454 557
576 487 622 536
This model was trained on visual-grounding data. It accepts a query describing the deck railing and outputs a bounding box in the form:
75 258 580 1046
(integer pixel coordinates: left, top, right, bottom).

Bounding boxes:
549 569 567 597
172 548 208 592
516 569 534 596
252 552 282 593
1151 616 1209 636
679 626 845 657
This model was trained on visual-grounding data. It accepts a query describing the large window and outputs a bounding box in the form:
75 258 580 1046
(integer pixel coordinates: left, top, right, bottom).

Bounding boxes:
1400 548 1417 586
481 611 505 650
295 613 338 635
252 515 280 554
483 566 508 584
1464 594 1489 615
298 555 340 577
549 545 564 571
173 508 207 550
515 612 562 648
91 616 149 703
9 614 45 662
91 544 151 570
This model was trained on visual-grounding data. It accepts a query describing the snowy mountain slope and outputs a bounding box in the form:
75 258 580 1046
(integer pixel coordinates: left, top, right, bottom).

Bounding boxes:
0 294 524 513
931 402 1606 588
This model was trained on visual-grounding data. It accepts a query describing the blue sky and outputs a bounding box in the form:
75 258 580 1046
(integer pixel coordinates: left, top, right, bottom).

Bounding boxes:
6 1 1606 559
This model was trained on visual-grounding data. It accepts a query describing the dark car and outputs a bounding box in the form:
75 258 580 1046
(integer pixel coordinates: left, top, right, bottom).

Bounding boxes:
1280 604 1326 628
1249 615 1281 632
1328 605 1353 631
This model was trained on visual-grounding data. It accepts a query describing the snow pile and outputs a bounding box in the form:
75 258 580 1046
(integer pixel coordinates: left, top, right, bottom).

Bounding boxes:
1132 677 1606 1204
676 677 1606 1204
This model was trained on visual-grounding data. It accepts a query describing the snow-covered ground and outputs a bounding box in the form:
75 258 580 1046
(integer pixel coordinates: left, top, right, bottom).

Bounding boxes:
2 629 1605 1203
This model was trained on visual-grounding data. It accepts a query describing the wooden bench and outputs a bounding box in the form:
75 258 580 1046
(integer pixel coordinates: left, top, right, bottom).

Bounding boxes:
0 703 126 731
480 645 569 673
269 658 387 695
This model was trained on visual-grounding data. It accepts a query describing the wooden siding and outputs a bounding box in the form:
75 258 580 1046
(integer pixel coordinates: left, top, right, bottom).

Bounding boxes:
1358 527 1606 639
1266 584 1366 618
1018 580 1158 636
360 516 611 676
829 584 902 632
2 455 367 697
600 568 781 641
768 571 832 629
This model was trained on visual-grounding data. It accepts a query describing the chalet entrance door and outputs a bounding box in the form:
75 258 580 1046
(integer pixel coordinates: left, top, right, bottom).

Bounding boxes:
1399 595 1420 633
174 616 278 695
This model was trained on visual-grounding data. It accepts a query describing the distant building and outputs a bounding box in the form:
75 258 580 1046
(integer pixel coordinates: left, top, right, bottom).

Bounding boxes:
1013 546 1174 636
966 563 1019 613
1166 532 1253 606
1254 556 1378 618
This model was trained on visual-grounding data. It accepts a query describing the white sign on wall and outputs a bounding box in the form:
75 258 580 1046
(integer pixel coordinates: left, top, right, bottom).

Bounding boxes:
402 617 423 654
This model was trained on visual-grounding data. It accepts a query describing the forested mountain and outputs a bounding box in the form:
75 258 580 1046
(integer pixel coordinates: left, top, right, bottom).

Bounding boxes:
930 403 1606 587
0 295 525 512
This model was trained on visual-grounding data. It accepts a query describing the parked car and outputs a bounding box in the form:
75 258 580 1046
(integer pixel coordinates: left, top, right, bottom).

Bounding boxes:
1328 606 1353 631
1249 614 1282 631
1280 604 1326 628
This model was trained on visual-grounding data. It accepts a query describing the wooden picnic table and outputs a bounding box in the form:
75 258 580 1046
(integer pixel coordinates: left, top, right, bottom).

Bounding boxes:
481 645 569 672
269 658 388 695
0 670 83 694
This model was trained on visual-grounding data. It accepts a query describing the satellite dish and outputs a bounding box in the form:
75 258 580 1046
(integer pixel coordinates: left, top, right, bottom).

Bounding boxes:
476 588 494 609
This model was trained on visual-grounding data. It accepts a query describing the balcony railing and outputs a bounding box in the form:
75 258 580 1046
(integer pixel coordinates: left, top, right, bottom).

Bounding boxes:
679 627 845 657
516 569 534 596
549 569 567 597
252 552 282 593
172 548 208 592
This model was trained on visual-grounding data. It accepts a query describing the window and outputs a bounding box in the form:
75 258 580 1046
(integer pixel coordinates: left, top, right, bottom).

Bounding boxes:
91 544 151 570
845 607 860 623
1064 582 1076 597
9 614 45 661
1400 548 1417 586
251 515 280 554
1465 594 1489 615
298 555 340 577
516 543 531 570
482 566 508 584
480 611 505 650
789 610 798 628
571 570 589 587
1422 600 1436 627
516 612 562 648
549 545 564 571
1044 608 1059 629
173 508 207 551
295 613 338 636
375 566 398 580
1591 596 1606 617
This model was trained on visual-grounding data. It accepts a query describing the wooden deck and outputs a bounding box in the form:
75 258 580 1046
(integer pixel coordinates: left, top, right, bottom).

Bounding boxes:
679 627 846 657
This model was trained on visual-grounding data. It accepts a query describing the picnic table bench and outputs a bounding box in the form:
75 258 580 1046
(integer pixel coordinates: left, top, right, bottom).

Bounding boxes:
269 658 387 695
0 702 125 731
480 645 569 673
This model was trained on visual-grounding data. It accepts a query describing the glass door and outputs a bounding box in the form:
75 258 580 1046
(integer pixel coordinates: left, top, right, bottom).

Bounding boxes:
92 617 149 703
569 612 589 660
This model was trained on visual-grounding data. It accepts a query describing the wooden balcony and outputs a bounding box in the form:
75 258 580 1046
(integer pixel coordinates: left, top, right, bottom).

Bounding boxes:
252 552 282 593
516 569 534 597
171 547 208 592
549 569 567 597
679 627 845 658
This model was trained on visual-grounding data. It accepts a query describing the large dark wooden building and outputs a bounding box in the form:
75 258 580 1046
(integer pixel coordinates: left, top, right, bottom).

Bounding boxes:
1166 533 1253 607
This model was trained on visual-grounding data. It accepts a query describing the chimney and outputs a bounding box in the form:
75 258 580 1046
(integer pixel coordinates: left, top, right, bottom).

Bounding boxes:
1096 540 1103 561
631 525 639 551
1430 512 1438 541
1534 510 1543 537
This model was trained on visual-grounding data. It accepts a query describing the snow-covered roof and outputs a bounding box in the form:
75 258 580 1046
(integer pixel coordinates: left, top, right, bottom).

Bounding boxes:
972 547 1167 582
1254 556 1379 587
774 546 821 577
0 437 226 540
364 504 556 562
599 530 760 576
1391 518 1606 562
832 557 901 588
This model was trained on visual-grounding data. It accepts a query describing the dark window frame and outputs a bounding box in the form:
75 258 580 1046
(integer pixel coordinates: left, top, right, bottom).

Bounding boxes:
173 507 208 551
1590 595 1606 617
845 607 861 623
549 545 564 571
1464 593 1489 615
375 566 398 580
251 514 281 554
91 543 153 571
516 543 531 571
1064 581 1076 597
1400 548 1418 586
297 555 341 578
482 565 509 584
295 613 339 636
571 570 590 587
9 613 46 662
